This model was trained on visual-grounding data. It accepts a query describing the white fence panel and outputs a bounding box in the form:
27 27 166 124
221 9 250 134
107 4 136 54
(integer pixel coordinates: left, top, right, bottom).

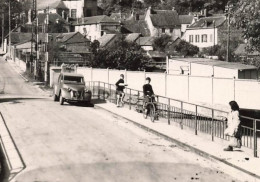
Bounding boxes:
126 71 145 91
146 72 166 96
213 78 234 105
77 67 92 82
189 76 212 104
167 75 189 101
92 69 108 82
235 80 260 110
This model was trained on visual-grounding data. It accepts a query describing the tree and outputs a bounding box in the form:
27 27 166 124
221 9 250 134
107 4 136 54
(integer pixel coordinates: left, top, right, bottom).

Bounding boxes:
90 40 148 70
153 34 172 52
174 40 199 56
232 0 260 52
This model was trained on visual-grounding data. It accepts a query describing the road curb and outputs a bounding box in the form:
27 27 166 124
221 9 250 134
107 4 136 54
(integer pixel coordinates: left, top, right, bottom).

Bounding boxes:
95 104 260 180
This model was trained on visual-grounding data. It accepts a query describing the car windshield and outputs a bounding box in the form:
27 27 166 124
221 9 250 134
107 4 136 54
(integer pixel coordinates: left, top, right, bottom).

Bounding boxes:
63 76 84 84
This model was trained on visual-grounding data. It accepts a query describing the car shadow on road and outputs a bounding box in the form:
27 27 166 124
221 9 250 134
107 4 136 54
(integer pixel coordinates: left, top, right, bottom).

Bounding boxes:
0 97 46 104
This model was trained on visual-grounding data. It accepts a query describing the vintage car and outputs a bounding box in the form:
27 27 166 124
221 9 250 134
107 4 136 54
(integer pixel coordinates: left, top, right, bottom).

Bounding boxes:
53 72 92 105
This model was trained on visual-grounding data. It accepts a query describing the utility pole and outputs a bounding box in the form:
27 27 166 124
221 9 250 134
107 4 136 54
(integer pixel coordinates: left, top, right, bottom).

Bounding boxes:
1 6 4 52
8 0 11 58
44 6 49 84
225 2 233 62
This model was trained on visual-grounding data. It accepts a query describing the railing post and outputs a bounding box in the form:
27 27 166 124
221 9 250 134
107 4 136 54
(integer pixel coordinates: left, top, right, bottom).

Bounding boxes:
109 84 112 102
211 109 214 141
195 105 198 135
103 82 105 100
129 89 132 110
180 102 183 129
253 119 258 157
167 98 170 125
98 81 100 99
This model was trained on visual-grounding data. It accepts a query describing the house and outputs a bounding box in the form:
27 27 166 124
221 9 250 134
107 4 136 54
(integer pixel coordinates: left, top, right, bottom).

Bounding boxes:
183 15 226 49
97 34 119 48
147 50 167 70
234 44 260 60
135 36 154 51
145 7 181 40
73 15 120 41
37 0 99 19
55 32 91 52
167 58 259 79
178 14 195 35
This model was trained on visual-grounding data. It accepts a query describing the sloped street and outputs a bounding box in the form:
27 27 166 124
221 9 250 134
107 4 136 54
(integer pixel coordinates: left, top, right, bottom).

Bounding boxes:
0 57 244 182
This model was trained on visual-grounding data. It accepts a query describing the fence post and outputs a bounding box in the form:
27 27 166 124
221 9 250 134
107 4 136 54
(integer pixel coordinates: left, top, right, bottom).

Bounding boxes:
211 109 214 141
129 89 132 110
195 105 198 135
165 72 167 97
167 98 170 125
253 119 258 157
180 102 183 129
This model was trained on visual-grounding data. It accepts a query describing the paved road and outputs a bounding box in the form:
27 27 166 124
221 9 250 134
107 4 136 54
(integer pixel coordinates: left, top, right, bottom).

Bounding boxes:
0 58 244 182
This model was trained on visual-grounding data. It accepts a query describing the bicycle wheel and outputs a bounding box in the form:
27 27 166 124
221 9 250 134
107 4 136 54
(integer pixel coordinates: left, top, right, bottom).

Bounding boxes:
149 103 156 122
143 106 147 119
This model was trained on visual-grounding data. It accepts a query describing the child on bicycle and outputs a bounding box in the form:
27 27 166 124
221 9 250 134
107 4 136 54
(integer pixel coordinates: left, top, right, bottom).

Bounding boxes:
143 77 158 119
115 74 127 107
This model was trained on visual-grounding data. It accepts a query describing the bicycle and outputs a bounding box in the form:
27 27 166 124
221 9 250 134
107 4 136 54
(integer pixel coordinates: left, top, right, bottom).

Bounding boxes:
136 95 159 122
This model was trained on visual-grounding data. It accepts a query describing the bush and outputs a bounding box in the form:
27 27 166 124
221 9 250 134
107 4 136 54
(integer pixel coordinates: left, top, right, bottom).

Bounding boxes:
174 40 199 56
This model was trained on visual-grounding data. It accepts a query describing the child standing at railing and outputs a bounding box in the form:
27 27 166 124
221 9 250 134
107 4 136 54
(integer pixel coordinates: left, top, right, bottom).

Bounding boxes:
224 101 242 151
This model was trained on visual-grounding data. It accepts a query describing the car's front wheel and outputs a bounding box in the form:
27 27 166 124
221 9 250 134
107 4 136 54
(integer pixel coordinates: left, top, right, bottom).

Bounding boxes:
53 93 58 102
59 95 64 105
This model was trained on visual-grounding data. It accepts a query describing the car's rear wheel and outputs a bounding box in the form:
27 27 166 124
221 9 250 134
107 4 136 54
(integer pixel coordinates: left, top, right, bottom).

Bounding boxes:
59 95 64 105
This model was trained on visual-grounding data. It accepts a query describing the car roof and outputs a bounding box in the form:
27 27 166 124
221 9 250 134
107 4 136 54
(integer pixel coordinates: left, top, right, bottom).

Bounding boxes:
61 72 84 77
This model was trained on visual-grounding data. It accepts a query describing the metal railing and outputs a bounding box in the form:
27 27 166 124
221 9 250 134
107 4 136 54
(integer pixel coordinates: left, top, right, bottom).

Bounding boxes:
87 81 259 157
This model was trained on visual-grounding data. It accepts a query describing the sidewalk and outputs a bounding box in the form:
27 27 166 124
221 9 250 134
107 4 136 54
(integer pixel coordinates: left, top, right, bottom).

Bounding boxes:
95 100 260 180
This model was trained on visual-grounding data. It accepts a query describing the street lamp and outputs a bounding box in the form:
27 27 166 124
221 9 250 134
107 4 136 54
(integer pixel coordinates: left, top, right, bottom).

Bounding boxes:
225 2 233 62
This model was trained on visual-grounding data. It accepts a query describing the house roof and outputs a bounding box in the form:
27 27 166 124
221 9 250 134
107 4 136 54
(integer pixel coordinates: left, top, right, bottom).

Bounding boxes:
56 32 90 44
125 33 141 42
36 13 68 25
98 34 117 47
73 15 120 25
171 58 257 70
110 13 133 21
179 15 194 24
136 37 154 46
8 33 32 44
188 16 226 29
123 20 150 36
150 10 180 28
234 44 260 56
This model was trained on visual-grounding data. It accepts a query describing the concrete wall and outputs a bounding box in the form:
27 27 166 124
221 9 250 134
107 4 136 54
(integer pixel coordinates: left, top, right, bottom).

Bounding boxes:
49 66 260 110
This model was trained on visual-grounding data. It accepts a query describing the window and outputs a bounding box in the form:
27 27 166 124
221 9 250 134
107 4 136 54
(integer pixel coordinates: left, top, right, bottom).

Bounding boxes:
189 35 194 43
71 9 77 18
195 35 200 42
162 28 165 33
170 29 173 33
210 34 213 42
202 34 207 42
